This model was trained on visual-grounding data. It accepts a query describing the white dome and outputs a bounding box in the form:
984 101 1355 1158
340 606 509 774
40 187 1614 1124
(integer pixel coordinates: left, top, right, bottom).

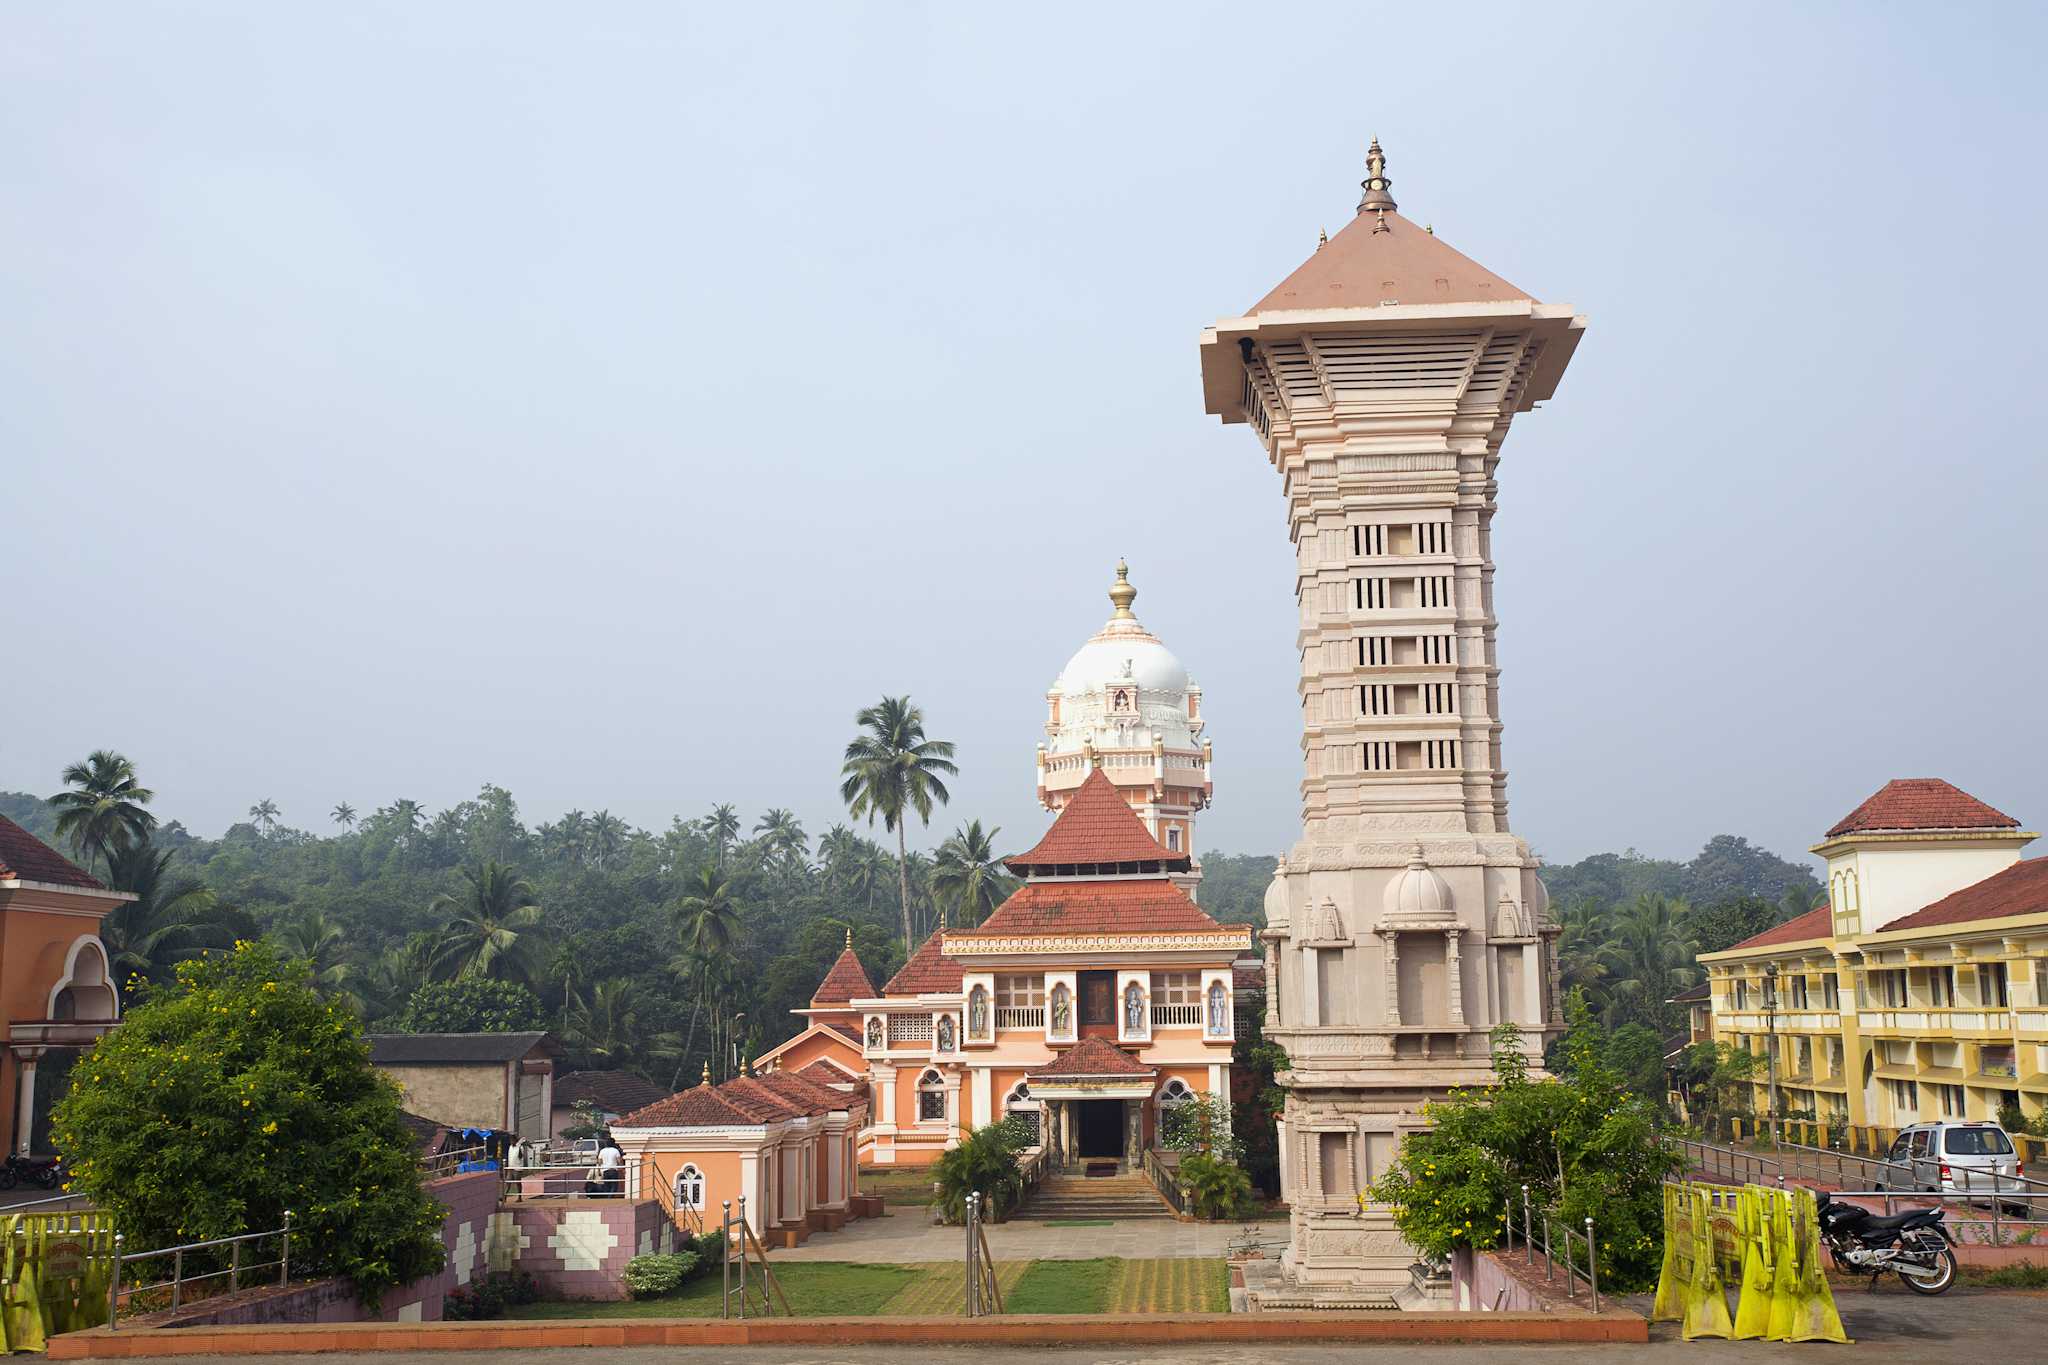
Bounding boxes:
1056 623 1190 696
1382 846 1454 921
1262 865 1290 931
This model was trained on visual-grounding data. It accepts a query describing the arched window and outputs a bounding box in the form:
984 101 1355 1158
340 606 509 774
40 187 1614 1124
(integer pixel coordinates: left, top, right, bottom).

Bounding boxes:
917 1069 947 1124
1158 1077 1195 1108
675 1164 705 1212
1003 1080 1042 1146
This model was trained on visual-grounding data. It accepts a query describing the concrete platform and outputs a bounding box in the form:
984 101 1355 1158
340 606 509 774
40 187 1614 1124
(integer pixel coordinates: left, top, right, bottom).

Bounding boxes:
763 1208 1276 1262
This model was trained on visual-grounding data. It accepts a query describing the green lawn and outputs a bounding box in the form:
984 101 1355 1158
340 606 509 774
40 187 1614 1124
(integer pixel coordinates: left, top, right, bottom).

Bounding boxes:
506 1262 919 1319
856 1166 937 1208
505 1257 1225 1319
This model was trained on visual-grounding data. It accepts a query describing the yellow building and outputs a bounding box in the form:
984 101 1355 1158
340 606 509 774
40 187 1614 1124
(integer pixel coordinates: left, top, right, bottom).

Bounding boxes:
1700 779 2048 1149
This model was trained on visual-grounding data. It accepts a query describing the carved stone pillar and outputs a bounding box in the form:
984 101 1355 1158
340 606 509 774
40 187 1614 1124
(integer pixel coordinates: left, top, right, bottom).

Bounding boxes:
1262 934 1281 1027
1545 939 1565 1026
1444 929 1465 1026
1049 1101 1065 1165
1380 931 1402 1026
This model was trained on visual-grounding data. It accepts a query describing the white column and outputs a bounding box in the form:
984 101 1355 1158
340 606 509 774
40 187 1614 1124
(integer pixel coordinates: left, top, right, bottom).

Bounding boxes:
740 1152 761 1234
13 1059 35 1155
1262 936 1281 1026
1380 933 1402 1026
1301 944 1322 1028
970 1067 992 1129
1522 941 1544 1028
1445 929 1465 1027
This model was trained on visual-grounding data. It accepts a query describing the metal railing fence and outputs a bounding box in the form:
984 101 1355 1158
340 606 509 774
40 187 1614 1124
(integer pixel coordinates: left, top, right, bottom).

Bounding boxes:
1502 1183 1599 1313
107 1211 291 1330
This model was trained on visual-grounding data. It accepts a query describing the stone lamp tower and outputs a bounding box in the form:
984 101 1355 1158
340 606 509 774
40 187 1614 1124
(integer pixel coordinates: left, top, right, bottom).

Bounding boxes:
1199 142 1583 1304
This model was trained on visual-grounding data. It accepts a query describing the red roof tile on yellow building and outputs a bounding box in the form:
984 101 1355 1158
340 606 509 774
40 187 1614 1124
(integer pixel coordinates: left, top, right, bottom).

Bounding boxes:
1722 906 1833 953
1824 778 2020 839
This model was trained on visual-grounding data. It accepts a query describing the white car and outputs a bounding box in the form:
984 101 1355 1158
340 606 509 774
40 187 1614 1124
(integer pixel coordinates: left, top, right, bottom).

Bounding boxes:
1877 1121 2027 1207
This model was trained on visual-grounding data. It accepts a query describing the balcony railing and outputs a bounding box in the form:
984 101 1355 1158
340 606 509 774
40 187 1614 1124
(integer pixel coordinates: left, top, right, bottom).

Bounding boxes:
995 1006 1044 1031
1151 1003 1202 1027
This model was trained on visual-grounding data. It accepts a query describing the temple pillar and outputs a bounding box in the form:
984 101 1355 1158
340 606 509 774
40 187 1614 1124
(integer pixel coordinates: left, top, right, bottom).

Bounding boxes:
1380 932 1402 1026
1545 940 1565 1026
1444 929 1465 1026
1521 939 1545 1028
1262 934 1281 1027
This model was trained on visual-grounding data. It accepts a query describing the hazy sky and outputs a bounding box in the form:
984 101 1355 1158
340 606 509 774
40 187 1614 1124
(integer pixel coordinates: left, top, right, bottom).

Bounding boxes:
5 4 2044 871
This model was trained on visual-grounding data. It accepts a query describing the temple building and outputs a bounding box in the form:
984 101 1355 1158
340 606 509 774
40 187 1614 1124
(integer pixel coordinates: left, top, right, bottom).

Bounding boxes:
1699 778 2048 1143
1037 563 1213 896
1200 142 1582 1304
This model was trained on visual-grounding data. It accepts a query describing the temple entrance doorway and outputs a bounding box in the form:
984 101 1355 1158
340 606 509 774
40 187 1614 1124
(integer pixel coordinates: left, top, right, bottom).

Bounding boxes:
1076 1098 1123 1161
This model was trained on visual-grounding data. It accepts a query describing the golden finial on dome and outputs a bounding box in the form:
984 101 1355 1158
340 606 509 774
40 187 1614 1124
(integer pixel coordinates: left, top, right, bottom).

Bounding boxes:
844 924 854 950
701 1060 712 1086
1357 136 1396 214
1316 227 1328 250
1108 560 1138 620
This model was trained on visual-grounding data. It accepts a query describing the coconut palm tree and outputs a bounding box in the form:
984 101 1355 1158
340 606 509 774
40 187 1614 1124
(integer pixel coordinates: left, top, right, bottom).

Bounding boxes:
48 750 156 870
705 804 741 868
588 810 626 871
565 980 679 1074
99 841 234 1000
429 861 543 981
839 696 957 952
753 808 809 868
931 820 1014 928
556 809 589 866
387 799 425 853
248 798 281 835
331 801 358 830
271 910 352 993
1595 892 1701 1028
673 864 741 958
849 842 892 917
1553 896 1611 998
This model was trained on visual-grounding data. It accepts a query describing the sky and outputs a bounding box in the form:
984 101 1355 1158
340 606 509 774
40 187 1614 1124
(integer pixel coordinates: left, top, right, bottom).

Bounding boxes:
3 4 2044 871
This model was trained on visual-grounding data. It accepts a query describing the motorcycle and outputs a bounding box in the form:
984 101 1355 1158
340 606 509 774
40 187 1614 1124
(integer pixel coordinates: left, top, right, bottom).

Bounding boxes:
0 1155 63 1191
1815 1193 1957 1294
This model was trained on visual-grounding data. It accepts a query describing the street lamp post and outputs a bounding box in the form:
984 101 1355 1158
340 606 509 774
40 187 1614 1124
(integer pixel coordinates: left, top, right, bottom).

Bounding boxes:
1763 964 1779 1147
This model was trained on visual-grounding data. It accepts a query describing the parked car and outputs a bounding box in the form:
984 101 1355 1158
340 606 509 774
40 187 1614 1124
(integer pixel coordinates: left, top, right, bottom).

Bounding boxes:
1876 1121 2026 1208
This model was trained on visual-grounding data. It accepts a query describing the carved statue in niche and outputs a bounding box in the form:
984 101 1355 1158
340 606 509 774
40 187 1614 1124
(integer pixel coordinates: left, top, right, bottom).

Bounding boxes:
1049 984 1073 1037
1206 981 1229 1036
968 986 989 1039
1316 899 1344 943
936 1014 956 1052
865 1016 883 1048
1124 981 1146 1034
1494 889 1528 939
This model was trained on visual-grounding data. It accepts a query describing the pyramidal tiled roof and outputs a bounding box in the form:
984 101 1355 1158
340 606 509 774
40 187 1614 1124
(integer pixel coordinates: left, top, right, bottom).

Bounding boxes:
1825 779 2020 839
1251 208 1531 313
811 944 876 1006
961 879 1230 938
1027 1036 1156 1079
0 816 106 890
883 930 964 995
1007 769 1185 871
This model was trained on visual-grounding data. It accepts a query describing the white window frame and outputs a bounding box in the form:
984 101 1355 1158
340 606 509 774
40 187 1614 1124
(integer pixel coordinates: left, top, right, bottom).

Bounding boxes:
675 1163 705 1212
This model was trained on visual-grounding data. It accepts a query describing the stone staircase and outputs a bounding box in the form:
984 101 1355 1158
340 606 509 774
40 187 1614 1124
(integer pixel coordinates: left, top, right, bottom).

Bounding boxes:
1011 1169 1175 1221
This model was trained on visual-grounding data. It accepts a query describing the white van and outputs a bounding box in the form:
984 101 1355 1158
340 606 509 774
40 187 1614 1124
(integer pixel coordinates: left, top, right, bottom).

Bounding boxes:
1877 1121 2024 1202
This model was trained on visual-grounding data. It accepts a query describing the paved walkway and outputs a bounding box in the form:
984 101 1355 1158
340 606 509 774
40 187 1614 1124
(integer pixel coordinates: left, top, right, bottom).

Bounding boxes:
768 1209 1280 1262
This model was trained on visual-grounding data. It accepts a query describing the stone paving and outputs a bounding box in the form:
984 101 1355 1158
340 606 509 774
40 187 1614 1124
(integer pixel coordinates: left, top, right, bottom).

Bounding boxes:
767 1208 1282 1263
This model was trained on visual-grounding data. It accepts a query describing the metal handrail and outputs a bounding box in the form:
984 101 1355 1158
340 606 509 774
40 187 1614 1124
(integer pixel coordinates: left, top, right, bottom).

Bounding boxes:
1502 1184 1599 1313
0 1192 94 1213
108 1211 291 1330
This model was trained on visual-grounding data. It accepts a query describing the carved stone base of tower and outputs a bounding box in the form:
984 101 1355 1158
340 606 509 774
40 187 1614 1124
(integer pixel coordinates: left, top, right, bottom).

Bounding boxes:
1205 142 1582 1307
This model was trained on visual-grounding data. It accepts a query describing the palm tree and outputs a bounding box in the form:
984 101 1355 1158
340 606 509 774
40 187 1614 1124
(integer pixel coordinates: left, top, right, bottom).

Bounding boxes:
589 810 626 871
99 842 232 999
249 798 281 835
48 750 156 870
705 804 741 868
565 981 679 1074
931 820 1014 928
331 801 357 830
839 696 957 952
817 824 860 884
271 910 352 993
1553 896 1610 998
429 861 544 981
1595 892 1701 1028
849 842 892 917
673 864 741 958
388 799 424 852
557 809 590 866
753 809 809 868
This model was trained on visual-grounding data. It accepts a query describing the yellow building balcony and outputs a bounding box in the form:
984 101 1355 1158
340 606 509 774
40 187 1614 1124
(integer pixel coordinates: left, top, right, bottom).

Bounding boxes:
1857 1008 2017 1039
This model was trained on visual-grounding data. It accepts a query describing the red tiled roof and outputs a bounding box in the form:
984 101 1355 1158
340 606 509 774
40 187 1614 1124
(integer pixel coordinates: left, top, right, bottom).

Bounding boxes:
1879 858 2048 934
798 1059 859 1086
0 817 105 890
1723 906 1832 953
1251 208 1532 314
1232 959 1266 991
1825 779 2020 839
958 879 1233 939
719 1075 813 1121
882 931 964 994
751 1069 847 1116
551 1070 670 1115
1008 769 1185 871
616 1083 757 1128
1027 1037 1156 1079
820 1023 861 1046
811 945 876 1007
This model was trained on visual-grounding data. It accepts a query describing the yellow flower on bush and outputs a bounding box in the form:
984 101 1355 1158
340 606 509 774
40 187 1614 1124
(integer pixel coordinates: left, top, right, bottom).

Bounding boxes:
262 1121 279 1135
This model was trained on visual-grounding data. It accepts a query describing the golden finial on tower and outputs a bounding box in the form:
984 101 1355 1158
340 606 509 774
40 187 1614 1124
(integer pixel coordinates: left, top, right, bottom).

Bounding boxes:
1316 227 1328 250
1357 137 1397 214
844 924 854 950
701 1060 712 1086
1108 560 1138 620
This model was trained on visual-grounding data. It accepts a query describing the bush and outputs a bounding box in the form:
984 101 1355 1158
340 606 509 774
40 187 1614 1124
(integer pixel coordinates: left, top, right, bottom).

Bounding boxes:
623 1251 699 1299
54 941 445 1307
443 1270 539 1320
933 1121 1027 1224
395 979 545 1033
1159 1094 1243 1164
1178 1152 1254 1220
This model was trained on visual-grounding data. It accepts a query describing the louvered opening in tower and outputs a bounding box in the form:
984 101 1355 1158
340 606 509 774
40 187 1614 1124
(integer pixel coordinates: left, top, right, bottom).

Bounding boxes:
1264 341 1326 406
1312 332 1481 393
1461 332 1526 407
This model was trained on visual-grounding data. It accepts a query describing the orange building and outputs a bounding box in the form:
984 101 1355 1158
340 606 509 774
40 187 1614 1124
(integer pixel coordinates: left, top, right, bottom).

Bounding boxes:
0 817 130 1155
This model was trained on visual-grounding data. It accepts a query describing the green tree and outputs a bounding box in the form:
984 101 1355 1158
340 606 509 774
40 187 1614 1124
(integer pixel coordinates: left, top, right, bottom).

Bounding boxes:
396 978 546 1033
48 749 157 870
270 910 352 994
930 820 1013 928
248 798 282 836
99 842 240 1000
839 695 957 953
1370 1011 1681 1290
704 804 741 868
752 808 809 868
1594 893 1700 1031
672 865 740 958
331 802 357 831
429 861 543 981
54 940 445 1304
932 1120 1028 1223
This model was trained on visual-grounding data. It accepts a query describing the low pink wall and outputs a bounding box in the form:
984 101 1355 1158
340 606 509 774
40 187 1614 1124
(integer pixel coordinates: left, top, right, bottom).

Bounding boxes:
501 1199 675 1301
1451 1249 1588 1313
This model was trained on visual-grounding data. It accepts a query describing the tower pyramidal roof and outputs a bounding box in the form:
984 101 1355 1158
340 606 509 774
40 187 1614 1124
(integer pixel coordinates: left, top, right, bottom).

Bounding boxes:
1250 139 1533 313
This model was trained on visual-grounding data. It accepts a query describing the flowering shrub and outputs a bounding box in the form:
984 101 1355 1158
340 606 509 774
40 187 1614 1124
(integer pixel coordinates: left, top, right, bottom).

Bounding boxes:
1159 1094 1243 1163
1368 1004 1680 1290
52 941 446 1306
